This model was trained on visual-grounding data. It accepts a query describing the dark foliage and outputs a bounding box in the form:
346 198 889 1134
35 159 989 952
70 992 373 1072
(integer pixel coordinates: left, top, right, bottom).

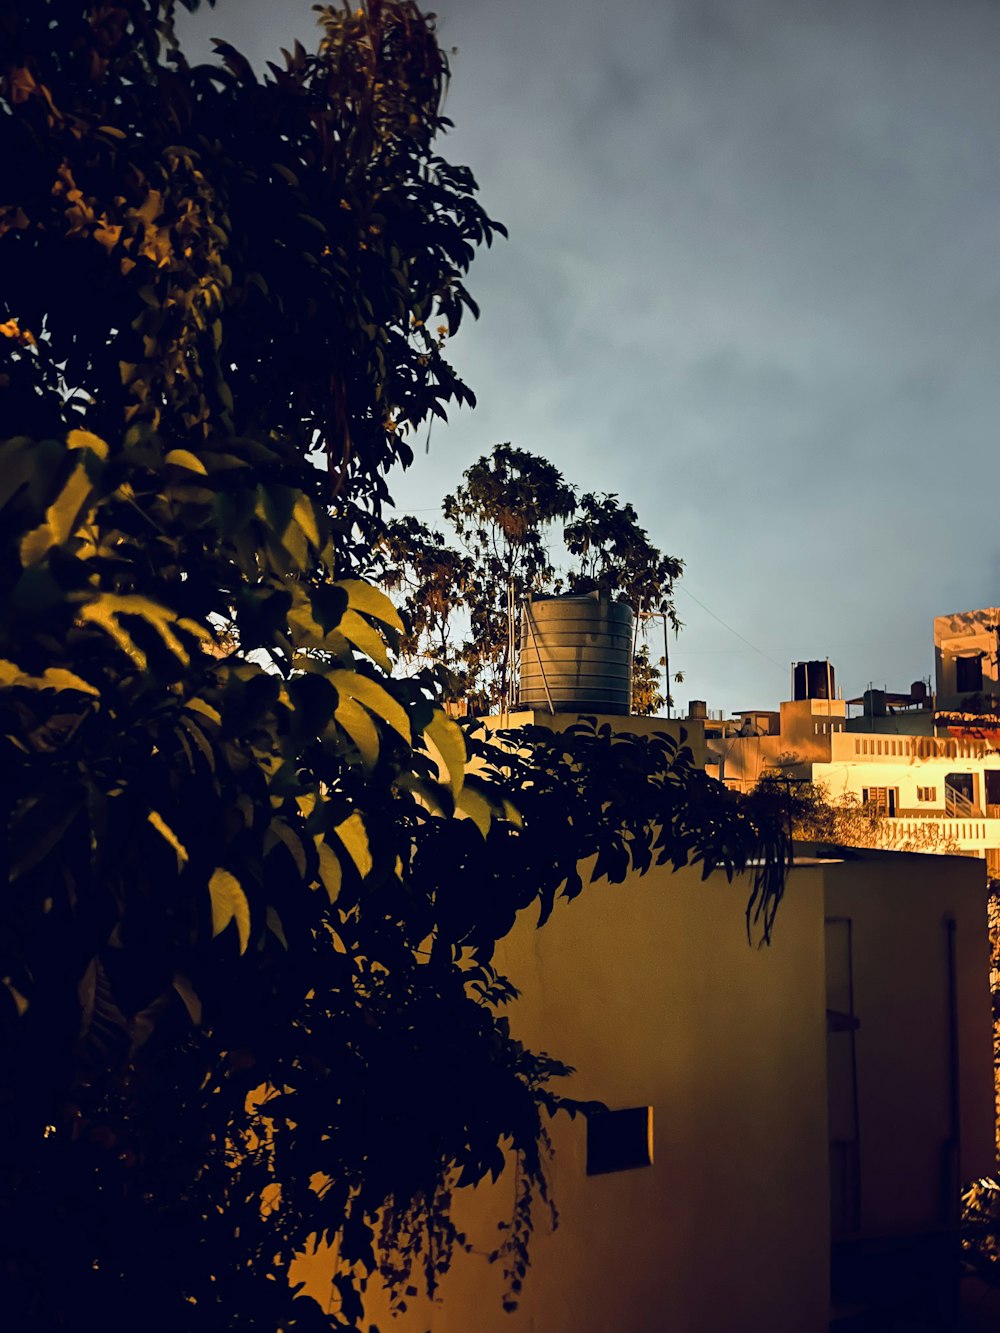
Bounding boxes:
0 4 790 1329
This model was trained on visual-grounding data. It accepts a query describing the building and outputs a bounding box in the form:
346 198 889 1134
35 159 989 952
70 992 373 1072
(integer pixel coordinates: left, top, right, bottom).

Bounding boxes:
294 608 996 1328
298 841 993 1331
713 613 1000 874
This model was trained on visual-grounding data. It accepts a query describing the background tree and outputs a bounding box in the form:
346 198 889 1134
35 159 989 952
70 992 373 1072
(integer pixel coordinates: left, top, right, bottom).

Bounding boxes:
0 4 788 1330
424 447 684 714
443 443 576 710
377 514 472 690
563 491 682 625
746 775 961 854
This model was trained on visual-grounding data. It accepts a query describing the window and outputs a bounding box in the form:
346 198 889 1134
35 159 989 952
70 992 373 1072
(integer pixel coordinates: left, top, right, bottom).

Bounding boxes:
586 1106 654 1175
956 654 984 693
916 786 936 802
862 786 898 816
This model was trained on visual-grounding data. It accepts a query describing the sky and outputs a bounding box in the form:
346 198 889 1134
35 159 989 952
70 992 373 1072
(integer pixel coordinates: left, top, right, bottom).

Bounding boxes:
179 0 1000 717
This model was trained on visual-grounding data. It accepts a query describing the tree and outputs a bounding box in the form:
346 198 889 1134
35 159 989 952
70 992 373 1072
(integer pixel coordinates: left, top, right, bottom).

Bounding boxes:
746 775 961 854
443 444 577 710
436 446 683 713
377 514 472 691
0 4 788 1330
563 491 682 624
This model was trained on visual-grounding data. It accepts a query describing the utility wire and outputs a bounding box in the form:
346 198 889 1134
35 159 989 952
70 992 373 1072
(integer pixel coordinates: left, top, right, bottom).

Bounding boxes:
675 583 787 674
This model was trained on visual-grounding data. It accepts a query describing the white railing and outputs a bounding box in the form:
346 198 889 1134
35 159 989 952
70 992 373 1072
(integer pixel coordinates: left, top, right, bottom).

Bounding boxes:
882 817 1000 852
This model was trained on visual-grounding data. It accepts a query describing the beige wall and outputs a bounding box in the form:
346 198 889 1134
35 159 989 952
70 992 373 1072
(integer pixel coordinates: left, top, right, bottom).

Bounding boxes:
293 845 996 1330
307 863 833 1333
821 851 994 1237
935 608 1000 710
482 709 709 771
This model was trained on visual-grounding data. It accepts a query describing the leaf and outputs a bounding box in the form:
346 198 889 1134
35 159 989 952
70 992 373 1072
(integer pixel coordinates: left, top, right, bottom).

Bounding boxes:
78 594 209 669
332 694 380 769
10 797 81 880
502 798 523 828
20 463 94 566
293 493 320 548
333 811 372 878
67 429 109 459
336 608 391 671
148 810 188 870
316 840 342 902
2 976 28 1017
456 786 492 837
267 819 307 878
336 579 404 633
0 660 98 696
265 905 289 948
178 715 216 772
329 670 410 744
185 697 221 727
172 973 202 1025
424 709 466 798
208 868 250 954
164 449 208 475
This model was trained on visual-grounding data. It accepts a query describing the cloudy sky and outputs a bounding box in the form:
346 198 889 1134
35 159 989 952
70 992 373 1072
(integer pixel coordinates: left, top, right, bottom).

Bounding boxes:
180 0 1000 716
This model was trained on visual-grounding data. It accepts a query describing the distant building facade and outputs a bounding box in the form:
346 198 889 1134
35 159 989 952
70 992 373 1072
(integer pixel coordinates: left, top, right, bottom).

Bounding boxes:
710 610 1000 874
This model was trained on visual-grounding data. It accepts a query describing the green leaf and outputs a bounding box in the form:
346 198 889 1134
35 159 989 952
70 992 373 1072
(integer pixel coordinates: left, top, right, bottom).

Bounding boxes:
266 819 307 878
78 594 210 670
148 810 188 870
164 449 208 475
333 811 371 878
0 660 99 696
20 463 94 566
329 669 410 744
293 493 320 548
336 579 404 633
456 786 491 837
172 973 202 1025
67 429 109 459
185 697 221 727
2 976 29 1017
208 869 250 954
336 608 392 671
265 905 289 948
316 840 342 902
424 709 466 798
332 694 380 769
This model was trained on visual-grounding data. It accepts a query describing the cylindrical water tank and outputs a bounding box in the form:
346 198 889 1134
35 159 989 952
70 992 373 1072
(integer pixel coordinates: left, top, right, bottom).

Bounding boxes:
793 659 836 701
518 593 634 715
864 688 887 717
688 700 708 720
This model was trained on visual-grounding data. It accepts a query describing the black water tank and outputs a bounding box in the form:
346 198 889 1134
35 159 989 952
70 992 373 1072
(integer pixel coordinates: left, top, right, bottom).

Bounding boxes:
793 660 835 701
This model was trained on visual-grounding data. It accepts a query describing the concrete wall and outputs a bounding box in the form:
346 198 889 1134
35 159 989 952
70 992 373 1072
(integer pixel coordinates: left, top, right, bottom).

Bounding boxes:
935 608 1000 711
481 709 709 771
821 851 994 1237
333 863 833 1333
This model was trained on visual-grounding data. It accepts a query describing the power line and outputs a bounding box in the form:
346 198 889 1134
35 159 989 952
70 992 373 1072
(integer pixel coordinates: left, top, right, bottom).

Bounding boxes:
675 584 787 674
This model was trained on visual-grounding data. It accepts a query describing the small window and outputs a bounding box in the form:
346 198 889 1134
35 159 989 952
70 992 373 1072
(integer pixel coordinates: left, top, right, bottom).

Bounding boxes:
917 786 936 802
587 1106 654 1175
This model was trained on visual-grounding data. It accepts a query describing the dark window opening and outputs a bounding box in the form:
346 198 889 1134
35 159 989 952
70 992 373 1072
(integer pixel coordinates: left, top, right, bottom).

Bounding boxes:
956 654 984 693
586 1106 653 1175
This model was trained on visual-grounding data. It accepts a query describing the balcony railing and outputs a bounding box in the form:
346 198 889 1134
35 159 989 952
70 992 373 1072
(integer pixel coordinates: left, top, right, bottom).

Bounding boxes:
882 816 1000 853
